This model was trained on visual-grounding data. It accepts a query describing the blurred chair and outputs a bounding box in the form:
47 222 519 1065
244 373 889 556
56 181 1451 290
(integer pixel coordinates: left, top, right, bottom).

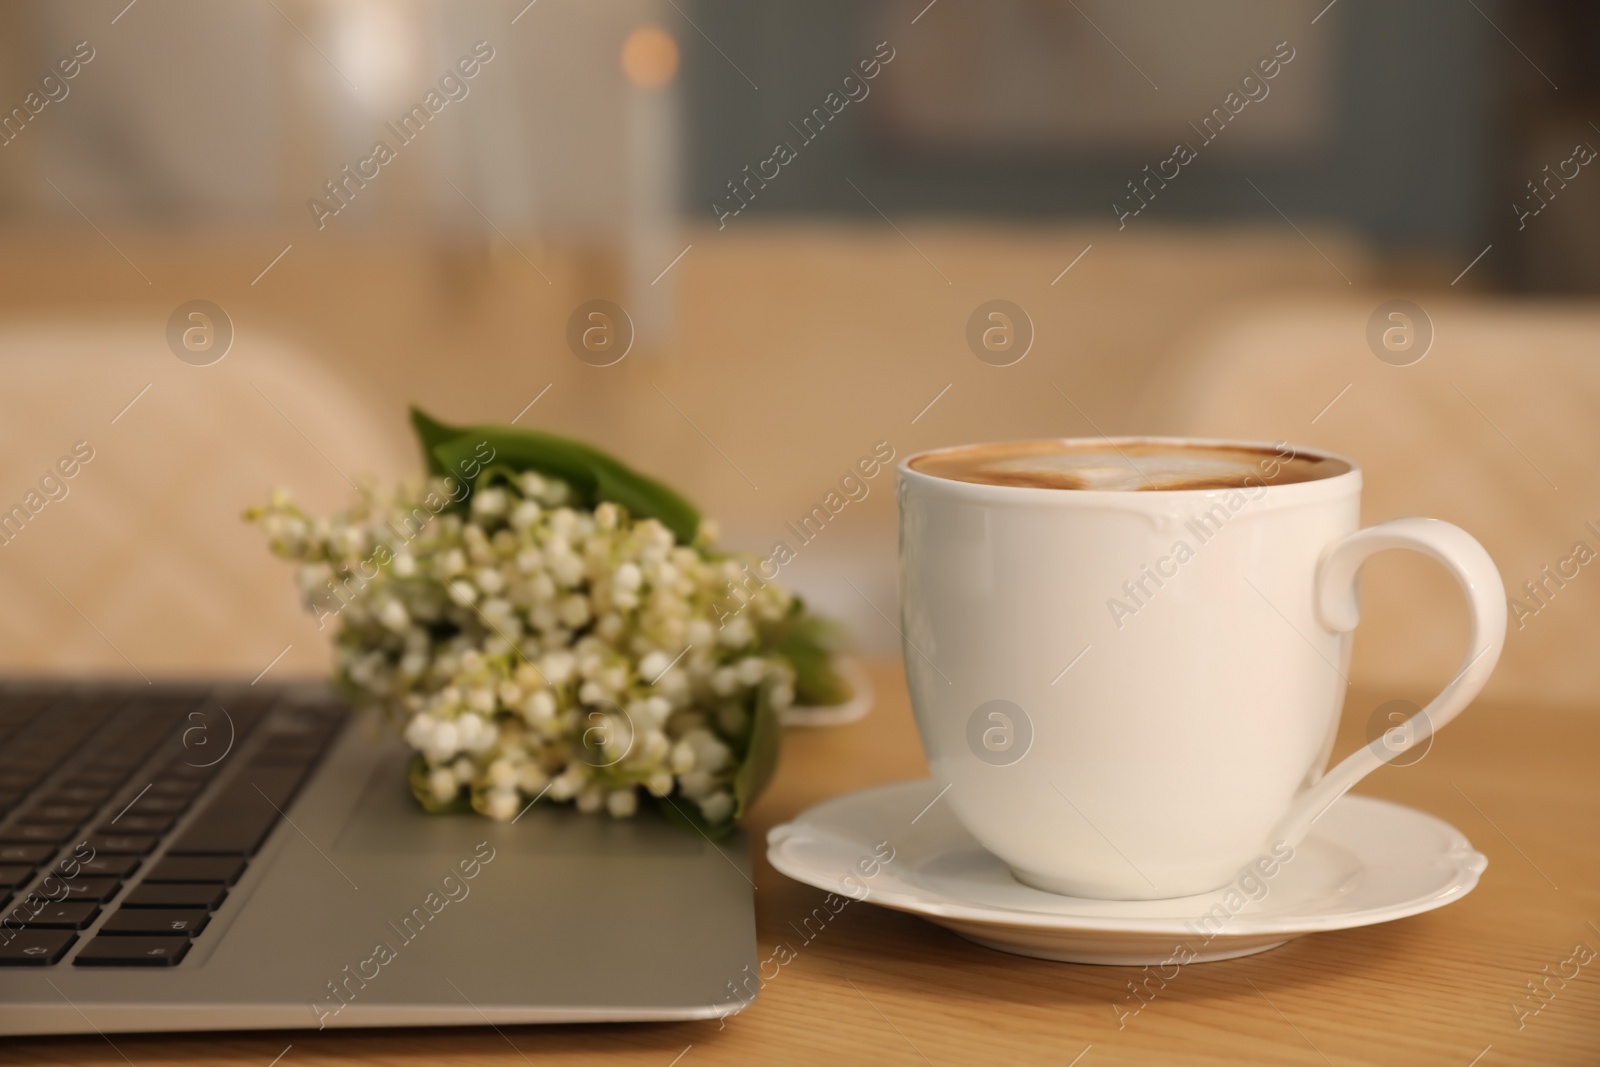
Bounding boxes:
1139 296 1600 707
0 321 409 679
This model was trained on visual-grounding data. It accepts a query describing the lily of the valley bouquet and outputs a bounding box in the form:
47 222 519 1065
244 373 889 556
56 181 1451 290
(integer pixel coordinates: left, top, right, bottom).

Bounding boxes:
247 409 850 836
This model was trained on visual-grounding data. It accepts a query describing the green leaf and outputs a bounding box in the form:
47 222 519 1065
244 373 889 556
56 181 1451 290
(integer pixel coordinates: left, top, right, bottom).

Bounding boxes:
732 684 781 821
419 417 701 544
765 608 853 706
406 753 472 814
651 686 781 839
589 459 700 546
655 792 734 839
409 406 466 478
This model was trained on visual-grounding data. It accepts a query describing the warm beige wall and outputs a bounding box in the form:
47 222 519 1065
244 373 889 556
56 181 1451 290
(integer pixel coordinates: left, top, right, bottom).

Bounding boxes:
0 222 1379 673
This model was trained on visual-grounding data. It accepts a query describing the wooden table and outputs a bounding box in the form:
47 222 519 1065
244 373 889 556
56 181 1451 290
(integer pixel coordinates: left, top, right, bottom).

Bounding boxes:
10 661 1598 1066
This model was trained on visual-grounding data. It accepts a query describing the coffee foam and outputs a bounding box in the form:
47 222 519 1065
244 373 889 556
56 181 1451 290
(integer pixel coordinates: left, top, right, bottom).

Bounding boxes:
909 440 1347 491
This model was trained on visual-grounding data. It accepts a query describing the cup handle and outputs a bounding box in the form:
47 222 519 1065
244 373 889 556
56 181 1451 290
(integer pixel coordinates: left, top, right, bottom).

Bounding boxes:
1270 517 1507 848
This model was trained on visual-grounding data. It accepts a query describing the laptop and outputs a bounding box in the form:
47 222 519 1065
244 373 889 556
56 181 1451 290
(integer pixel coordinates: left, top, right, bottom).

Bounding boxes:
0 680 756 1036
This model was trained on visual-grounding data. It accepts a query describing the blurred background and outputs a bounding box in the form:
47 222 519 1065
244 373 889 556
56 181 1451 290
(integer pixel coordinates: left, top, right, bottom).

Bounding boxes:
0 0 1596 715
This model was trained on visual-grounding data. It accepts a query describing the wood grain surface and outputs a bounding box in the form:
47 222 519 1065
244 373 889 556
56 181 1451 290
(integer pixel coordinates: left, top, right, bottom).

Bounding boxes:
4 660 1596 1067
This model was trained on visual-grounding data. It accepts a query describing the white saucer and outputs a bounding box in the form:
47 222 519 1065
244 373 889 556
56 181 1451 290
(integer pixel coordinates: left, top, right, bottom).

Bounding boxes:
767 780 1486 965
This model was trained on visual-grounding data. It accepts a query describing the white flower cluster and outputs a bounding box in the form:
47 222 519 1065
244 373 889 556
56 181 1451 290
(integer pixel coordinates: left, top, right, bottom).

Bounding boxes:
252 471 796 825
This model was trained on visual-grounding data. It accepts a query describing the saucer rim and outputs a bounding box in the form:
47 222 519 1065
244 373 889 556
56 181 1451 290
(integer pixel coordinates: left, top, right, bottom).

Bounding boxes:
767 779 1486 938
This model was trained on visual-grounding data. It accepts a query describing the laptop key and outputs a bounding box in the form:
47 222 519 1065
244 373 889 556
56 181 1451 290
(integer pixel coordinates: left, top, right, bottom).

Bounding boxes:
0 865 33 889
39 786 115 807
23 804 95 825
84 834 157 855
11 901 100 929
99 908 209 937
144 856 245 885
0 929 75 965
100 815 174 836
167 766 308 856
74 935 190 967
162 762 217 782
121 883 227 910
0 844 54 865
150 779 204 798
63 769 123 787
0 823 76 844
129 795 189 816
75 854 142 878
34 877 122 903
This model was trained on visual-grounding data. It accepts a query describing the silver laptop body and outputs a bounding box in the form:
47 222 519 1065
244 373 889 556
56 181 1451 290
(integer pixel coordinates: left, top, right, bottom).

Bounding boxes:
0 681 755 1036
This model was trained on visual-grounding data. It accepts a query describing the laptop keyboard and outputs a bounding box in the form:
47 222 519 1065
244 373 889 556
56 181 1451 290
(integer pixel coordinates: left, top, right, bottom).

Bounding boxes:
0 682 344 967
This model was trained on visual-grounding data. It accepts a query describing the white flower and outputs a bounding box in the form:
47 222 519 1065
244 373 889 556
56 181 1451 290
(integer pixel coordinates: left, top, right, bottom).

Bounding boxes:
576 783 606 813
718 616 752 647
522 689 556 724
549 764 589 800
640 729 669 763
428 768 458 803
614 562 642 592
428 720 460 760
392 550 417 577
736 656 767 687
701 739 733 774
606 789 637 818
296 565 324 595
659 669 690 703
697 791 734 825
476 567 505 595
638 650 669 683
550 553 584 588
404 713 436 749
486 759 517 787
518 764 550 794
485 787 518 820
472 488 508 518
448 579 478 606
711 667 738 697
558 594 591 628
377 597 409 632
511 501 541 530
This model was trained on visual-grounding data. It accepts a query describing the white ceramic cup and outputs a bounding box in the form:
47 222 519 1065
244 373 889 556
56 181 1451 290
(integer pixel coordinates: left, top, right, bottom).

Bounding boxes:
898 437 1506 900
